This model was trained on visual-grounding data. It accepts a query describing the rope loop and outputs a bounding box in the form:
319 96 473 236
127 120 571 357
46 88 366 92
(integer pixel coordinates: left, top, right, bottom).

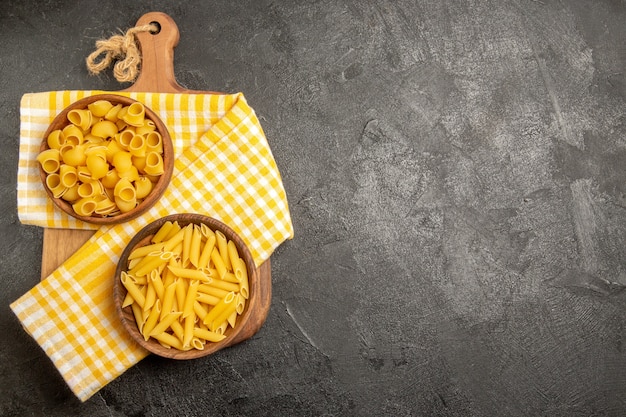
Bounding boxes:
86 23 158 83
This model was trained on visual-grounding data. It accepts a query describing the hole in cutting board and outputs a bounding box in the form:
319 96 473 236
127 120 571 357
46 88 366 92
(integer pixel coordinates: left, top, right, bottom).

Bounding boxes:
149 21 161 34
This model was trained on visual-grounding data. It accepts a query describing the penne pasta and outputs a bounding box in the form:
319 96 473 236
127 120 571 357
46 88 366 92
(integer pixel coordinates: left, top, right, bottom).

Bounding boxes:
181 224 193 267
227 241 240 274
188 225 202 268
223 272 240 284
175 277 187 313
129 242 165 260
183 313 195 348
192 327 227 343
215 230 231 271
197 234 216 270
202 291 235 327
206 279 240 293
130 302 145 333
227 310 238 328
144 279 156 311
196 292 221 306
151 221 173 243
209 299 238 332
197 283 229 299
142 299 161 340
236 257 249 299
151 331 184 350
182 280 200 319
235 293 245 315
148 269 165 300
191 338 205 350
161 263 176 288
214 321 229 336
170 319 185 343
200 223 214 239
122 291 134 308
149 312 182 337
166 265 210 281
210 248 227 279
193 301 209 319
121 272 145 308
129 274 147 286
160 281 177 321
171 242 184 258
120 220 251 351
164 221 182 240
131 252 169 277
162 228 186 252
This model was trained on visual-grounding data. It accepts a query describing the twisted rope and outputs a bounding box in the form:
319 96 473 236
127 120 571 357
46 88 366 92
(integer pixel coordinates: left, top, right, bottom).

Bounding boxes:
86 23 158 83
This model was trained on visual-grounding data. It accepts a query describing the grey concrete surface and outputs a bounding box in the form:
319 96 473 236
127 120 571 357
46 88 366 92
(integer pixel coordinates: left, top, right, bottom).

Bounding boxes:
2 0 626 415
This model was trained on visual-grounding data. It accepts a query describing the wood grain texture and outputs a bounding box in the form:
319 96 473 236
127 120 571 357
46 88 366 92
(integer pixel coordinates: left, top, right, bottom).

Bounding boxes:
41 229 94 279
41 12 272 352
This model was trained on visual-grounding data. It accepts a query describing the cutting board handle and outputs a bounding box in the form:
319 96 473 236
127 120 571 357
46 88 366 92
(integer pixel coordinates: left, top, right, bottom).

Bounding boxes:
123 11 185 93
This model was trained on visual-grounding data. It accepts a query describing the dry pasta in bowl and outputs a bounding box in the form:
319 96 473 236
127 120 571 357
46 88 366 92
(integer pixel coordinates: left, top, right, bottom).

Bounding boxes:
114 214 258 359
37 94 173 224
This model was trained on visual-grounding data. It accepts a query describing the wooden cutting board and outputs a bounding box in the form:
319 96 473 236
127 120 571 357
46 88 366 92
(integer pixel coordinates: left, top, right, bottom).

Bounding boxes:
41 11 272 346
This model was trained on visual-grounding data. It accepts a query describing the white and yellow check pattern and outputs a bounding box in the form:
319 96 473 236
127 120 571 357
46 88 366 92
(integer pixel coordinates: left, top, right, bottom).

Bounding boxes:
11 90 294 401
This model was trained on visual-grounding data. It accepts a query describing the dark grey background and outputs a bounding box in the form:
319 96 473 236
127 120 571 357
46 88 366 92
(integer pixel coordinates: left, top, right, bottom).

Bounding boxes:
2 0 626 416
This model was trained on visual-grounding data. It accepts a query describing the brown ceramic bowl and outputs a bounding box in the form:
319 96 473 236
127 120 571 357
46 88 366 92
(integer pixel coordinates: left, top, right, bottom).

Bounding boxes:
38 94 174 224
114 213 259 359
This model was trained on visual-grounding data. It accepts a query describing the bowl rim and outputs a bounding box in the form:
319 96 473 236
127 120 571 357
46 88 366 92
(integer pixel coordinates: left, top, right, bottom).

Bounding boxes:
113 213 258 359
38 93 174 225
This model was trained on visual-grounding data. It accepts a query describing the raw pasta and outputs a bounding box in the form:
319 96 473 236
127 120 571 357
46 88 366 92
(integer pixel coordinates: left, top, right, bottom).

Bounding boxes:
45 174 66 198
143 152 164 176
120 220 250 350
37 149 61 174
38 99 165 217
88 99 114 117
123 102 146 127
72 197 98 216
67 109 92 131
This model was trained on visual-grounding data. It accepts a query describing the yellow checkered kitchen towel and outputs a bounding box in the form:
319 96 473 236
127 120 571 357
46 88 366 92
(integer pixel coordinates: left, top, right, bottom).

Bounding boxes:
10 90 293 401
